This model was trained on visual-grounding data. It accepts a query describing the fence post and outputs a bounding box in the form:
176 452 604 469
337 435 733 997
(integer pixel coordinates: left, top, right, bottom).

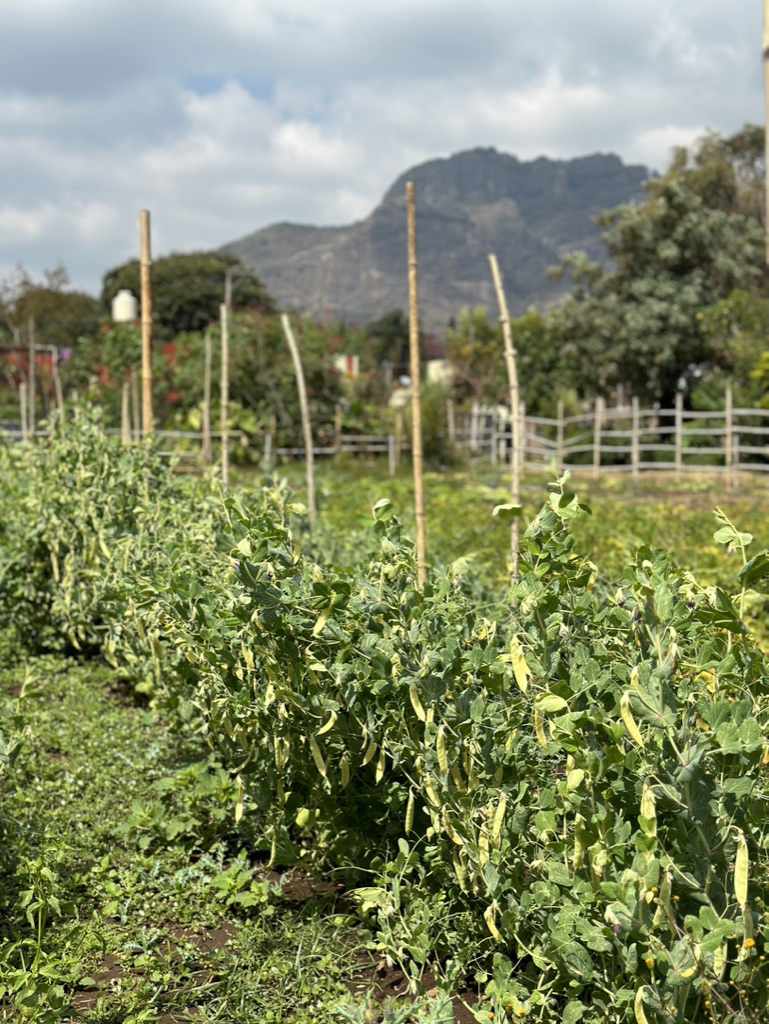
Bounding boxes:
490 408 498 465
130 368 140 442
675 391 683 479
725 383 734 490
470 400 479 453
447 397 456 446
556 399 564 473
592 397 604 481
631 396 640 480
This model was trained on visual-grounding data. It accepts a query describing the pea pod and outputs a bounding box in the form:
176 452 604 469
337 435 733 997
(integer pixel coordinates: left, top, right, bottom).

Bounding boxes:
620 691 645 747
436 725 449 774
735 829 749 909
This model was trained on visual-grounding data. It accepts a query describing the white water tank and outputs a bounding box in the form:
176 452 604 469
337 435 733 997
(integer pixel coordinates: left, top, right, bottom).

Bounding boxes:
112 289 138 323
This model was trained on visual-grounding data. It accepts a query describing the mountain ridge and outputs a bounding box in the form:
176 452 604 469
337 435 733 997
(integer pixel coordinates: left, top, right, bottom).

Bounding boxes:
221 146 650 327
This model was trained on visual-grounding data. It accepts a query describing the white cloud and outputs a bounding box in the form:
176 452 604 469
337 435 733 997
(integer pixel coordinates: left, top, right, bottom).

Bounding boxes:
0 0 762 293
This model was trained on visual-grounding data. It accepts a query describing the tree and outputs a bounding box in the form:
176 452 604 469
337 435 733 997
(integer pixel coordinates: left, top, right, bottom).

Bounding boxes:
101 252 275 339
549 127 767 405
365 310 411 374
0 264 102 348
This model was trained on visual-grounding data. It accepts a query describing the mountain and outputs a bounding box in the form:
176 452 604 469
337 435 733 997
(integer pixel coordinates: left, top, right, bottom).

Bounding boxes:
220 146 650 329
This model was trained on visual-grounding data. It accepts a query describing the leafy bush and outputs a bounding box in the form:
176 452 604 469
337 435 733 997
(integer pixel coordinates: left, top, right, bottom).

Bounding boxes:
4 418 769 1022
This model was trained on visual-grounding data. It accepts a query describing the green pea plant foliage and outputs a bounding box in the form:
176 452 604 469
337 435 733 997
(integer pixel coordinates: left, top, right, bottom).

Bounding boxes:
2 414 769 1023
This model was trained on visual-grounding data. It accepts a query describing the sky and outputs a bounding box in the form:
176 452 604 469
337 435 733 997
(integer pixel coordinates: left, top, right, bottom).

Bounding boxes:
0 0 763 296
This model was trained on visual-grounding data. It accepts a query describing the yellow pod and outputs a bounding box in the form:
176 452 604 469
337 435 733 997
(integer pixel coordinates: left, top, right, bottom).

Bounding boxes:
491 792 508 844
308 734 327 778
436 726 449 774
620 692 645 747
409 682 426 722
735 830 749 909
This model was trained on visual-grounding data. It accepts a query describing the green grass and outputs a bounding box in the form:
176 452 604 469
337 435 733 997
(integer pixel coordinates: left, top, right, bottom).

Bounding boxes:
0 659 373 1023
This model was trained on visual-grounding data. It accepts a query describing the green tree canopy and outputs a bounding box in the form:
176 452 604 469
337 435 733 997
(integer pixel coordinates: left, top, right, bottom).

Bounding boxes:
0 264 102 349
101 251 275 339
549 126 767 405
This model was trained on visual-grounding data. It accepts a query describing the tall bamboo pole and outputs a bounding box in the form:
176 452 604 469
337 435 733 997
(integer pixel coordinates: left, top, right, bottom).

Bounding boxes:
281 314 316 528
764 0 769 266
202 329 213 463
631 396 640 480
139 209 154 435
220 304 230 489
488 253 522 577
27 316 36 437
406 181 427 588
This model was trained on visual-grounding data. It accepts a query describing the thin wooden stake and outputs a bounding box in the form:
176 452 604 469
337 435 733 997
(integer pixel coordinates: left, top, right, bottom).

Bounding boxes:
394 408 404 472
556 399 565 473
406 181 427 588
674 391 683 479
725 383 734 490
52 348 64 419
27 316 36 437
334 403 343 455
281 314 316 528
519 400 527 479
130 368 140 441
488 253 521 577
202 329 213 463
447 397 456 446
631 396 640 480
19 381 28 442
220 304 230 488
139 209 154 435
388 434 396 477
121 381 131 445
470 399 479 453
592 397 604 481
764 0 769 266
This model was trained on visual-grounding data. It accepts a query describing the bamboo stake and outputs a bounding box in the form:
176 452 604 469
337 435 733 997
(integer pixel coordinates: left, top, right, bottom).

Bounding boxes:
27 316 36 437
139 209 154 435
592 397 604 481
764 0 769 266
19 381 28 442
281 314 317 528
394 408 404 472
631 396 640 480
52 348 64 419
447 397 456 446
488 253 522 576
263 429 273 472
130 368 140 441
121 381 131 445
406 181 427 587
334 403 343 455
220 304 230 489
388 433 396 477
519 400 527 479
556 399 564 473
202 329 213 463
470 399 479 452
490 408 498 465
674 391 683 479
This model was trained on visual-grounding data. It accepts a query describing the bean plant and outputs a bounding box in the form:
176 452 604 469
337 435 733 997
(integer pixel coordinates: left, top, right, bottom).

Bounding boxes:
2 412 769 1023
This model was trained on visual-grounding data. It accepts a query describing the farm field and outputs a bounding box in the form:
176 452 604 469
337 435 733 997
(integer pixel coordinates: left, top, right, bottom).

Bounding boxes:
275 459 769 594
3 417 769 1023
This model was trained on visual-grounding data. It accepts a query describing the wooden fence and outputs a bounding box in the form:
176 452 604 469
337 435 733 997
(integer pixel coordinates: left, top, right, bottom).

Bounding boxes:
5 390 769 479
457 393 769 477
